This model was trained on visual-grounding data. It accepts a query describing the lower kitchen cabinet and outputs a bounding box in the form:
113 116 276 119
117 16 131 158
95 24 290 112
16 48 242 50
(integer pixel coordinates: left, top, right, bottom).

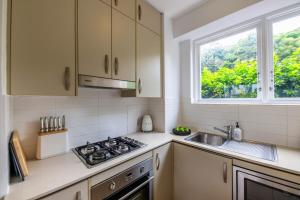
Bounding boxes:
153 143 173 200
40 181 88 200
173 143 232 200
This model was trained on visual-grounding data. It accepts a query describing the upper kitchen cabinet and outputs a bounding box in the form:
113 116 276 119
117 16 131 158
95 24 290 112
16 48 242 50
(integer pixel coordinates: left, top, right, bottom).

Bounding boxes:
136 24 162 97
112 10 135 81
136 0 161 35
78 0 112 78
10 0 76 96
112 0 136 20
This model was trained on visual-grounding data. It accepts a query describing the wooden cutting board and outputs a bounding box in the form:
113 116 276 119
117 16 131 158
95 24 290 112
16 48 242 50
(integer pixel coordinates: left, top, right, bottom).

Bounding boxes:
12 131 29 177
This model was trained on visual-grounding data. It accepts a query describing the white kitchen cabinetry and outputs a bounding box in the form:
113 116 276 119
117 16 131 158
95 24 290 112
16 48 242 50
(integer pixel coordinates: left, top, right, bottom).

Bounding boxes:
78 0 112 78
173 143 232 200
40 181 88 200
153 143 173 200
112 9 135 81
136 0 161 35
136 24 162 97
10 0 76 96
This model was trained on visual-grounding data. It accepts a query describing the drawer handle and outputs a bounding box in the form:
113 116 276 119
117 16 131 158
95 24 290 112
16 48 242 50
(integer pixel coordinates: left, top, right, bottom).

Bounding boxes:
64 67 71 91
114 57 119 75
223 162 227 183
114 0 118 6
76 191 81 200
104 54 109 74
156 153 160 170
138 5 142 20
138 78 142 94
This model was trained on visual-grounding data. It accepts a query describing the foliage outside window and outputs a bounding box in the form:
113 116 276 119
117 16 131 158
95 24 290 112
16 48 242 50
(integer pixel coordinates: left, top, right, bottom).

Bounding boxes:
200 29 259 99
272 15 300 98
195 9 300 103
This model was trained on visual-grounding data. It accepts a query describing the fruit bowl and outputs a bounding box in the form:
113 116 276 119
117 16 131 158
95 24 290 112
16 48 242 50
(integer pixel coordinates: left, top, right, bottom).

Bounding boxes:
172 127 191 136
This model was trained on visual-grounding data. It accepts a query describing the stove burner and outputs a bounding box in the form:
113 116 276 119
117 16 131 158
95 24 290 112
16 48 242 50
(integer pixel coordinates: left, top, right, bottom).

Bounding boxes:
89 150 111 162
73 137 146 168
80 142 101 155
112 143 130 154
104 137 118 148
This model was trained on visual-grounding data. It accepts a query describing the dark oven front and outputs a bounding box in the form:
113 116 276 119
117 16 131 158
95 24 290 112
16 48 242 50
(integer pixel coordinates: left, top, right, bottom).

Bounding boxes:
234 166 300 200
91 158 153 200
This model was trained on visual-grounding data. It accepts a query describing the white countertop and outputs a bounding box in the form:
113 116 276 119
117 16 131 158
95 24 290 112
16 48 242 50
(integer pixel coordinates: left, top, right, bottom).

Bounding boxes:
5 132 300 200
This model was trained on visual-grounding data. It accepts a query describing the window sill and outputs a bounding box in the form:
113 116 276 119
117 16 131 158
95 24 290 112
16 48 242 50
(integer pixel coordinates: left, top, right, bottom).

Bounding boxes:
192 100 300 106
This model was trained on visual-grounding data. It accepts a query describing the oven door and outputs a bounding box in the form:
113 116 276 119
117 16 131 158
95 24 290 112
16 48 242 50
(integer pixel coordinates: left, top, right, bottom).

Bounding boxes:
233 166 300 200
104 174 153 200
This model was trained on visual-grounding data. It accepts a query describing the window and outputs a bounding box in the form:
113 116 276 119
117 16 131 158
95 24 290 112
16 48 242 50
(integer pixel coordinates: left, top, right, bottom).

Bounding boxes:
194 7 300 104
199 29 260 99
271 14 300 99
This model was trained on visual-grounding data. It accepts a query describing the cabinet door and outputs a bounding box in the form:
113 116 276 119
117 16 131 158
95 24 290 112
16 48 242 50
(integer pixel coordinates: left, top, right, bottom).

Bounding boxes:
112 0 135 20
10 0 76 96
174 143 232 200
78 0 111 78
136 0 161 35
40 181 88 200
136 24 161 97
112 10 135 81
153 143 173 200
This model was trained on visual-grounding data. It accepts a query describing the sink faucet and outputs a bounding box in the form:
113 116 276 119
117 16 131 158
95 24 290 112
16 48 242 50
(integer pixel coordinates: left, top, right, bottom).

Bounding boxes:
214 125 234 140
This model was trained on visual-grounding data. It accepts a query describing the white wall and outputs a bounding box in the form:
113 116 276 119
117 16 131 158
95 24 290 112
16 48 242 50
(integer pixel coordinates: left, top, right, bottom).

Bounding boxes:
163 16 181 132
174 0 300 40
13 88 149 159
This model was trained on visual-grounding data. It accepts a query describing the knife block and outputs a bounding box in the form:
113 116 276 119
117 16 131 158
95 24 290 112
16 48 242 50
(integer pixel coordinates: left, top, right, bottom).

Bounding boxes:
36 130 69 160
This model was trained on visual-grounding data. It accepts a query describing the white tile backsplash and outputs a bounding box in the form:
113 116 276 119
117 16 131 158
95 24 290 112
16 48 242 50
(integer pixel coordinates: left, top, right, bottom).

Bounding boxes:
12 88 150 159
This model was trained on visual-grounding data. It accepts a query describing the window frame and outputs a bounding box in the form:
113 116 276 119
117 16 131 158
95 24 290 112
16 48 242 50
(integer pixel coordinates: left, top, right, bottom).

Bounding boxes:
193 20 263 104
192 6 300 105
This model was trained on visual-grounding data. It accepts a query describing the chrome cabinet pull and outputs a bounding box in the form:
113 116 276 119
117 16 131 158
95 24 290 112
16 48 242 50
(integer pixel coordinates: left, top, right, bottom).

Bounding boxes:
114 57 119 75
138 5 142 20
104 55 109 74
64 67 71 91
156 153 160 170
114 0 118 6
76 191 82 200
223 162 228 183
138 79 142 94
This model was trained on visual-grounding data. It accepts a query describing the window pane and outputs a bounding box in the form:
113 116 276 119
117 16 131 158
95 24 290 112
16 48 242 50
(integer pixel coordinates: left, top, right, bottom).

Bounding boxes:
273 15 300 98
200 29 258 99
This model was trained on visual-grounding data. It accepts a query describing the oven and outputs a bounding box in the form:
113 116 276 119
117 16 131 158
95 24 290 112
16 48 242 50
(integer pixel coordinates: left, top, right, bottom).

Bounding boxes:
234 166 300 200
91 158 153 200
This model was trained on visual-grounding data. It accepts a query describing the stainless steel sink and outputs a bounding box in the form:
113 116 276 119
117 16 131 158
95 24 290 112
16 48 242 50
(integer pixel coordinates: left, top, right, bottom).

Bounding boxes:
185 132 227 146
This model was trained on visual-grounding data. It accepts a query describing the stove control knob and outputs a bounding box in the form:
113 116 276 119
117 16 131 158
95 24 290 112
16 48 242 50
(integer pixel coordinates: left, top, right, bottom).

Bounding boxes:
140 167 145 174
110 181 116 191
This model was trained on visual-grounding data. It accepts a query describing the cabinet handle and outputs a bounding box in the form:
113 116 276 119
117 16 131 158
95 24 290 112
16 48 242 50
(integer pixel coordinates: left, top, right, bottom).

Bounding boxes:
104 55 109 74
76 191 82 200
138 79 142 94
64 67 71 91
223 162 227 183
156 153 160 170
114 57 119 75
138 5 142 20
114 0 118 6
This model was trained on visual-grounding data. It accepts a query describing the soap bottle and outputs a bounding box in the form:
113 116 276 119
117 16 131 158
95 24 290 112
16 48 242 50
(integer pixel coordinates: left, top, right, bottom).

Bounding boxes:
233 122 243 141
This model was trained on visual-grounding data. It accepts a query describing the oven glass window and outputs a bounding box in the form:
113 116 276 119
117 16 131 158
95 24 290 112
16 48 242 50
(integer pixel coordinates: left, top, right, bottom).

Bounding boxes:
105 176 151 200
245 179 300 200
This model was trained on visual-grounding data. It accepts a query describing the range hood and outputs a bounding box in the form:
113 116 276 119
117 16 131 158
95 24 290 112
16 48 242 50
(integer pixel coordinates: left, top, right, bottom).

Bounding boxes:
79 75 136 90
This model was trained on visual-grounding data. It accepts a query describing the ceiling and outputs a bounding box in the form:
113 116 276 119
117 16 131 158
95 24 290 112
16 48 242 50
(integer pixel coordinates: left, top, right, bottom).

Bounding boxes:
146 0 208 19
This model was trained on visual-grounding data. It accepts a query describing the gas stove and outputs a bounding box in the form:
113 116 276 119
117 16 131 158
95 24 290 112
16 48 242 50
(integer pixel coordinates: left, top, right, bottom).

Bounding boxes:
73 137 147 168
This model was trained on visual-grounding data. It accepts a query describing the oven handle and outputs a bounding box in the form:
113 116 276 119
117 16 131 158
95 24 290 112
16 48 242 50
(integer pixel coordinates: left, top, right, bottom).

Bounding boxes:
118 176 154 200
